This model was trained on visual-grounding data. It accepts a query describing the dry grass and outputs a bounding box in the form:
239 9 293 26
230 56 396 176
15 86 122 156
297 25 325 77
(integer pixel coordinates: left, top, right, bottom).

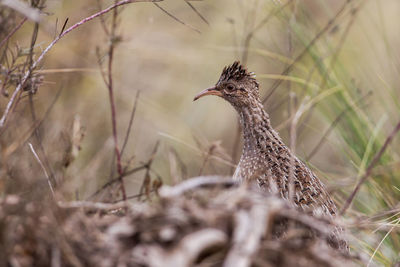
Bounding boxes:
1 0 400 266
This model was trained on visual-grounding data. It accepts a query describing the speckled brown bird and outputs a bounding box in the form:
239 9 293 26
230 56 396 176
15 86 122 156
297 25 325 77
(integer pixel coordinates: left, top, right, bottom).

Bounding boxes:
194 61 337 218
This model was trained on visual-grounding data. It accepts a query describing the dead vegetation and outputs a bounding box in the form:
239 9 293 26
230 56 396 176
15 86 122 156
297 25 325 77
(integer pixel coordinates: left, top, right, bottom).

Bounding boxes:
1 0 400 266
1 177 360 267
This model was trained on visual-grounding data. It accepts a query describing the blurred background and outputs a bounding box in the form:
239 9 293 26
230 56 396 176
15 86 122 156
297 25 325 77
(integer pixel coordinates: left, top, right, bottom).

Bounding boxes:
1 0 400 265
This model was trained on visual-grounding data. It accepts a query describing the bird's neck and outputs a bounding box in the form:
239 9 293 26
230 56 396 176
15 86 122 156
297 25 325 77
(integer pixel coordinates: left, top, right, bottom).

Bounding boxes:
237 102 283 156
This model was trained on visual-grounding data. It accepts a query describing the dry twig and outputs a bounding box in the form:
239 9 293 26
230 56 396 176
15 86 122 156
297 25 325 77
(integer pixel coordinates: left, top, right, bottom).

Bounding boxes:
28 142 55 197
153 2 201 34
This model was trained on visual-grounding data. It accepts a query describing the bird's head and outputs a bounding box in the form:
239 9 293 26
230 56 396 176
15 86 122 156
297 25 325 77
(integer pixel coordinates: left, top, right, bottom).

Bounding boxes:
194 61 260 108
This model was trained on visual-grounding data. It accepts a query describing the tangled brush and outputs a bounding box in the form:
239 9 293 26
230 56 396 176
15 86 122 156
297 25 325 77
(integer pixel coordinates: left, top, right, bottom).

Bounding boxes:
1 176 359 267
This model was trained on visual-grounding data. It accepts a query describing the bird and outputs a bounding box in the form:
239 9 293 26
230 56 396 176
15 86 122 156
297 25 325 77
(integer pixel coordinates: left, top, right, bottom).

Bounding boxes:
193 61 338 218
193 61 349 251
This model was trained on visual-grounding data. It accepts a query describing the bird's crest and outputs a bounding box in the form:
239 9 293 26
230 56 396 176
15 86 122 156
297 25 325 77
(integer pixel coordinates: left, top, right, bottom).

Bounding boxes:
218 61 256 83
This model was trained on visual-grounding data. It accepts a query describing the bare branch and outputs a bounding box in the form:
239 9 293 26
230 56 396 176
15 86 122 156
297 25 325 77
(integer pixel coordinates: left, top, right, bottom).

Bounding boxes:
0 0 161 130
138 141 160 200
153 2 201 34
159 176 235 198
59 18 69 36
105 0 127 200
88 165 147 200
121 90 140 156
185 0 209 25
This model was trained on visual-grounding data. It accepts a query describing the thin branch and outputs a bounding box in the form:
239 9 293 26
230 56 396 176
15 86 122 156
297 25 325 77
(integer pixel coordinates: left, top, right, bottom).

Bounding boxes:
113 189 155 202
0 17 27 49
89 165 147 200
138 141 160 200
153 2 201 34
28 94 57 185
28 142 55 197
340 118 400 215
185 0 209 25
28 86 63 139
0 0 161 130
2 87 63 159
59 18 69 35
95 47 110 87
108 90 140 181
121 90 140 156
198 142 217 176
105 0 127 200
269 93 289 114
26 19 57 188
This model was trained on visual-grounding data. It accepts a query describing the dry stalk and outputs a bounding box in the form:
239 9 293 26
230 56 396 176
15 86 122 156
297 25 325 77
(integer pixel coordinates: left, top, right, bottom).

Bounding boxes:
89 165 147 200
296 0 365 138
198 141 219 175
184 0 209 25
262 0 352 104
28 142 55 197
153 2 201 34
306 92 371 161
103 0 126 200
121 90 140 156
0 0 161 131
138 141 160 200
340 118 400 215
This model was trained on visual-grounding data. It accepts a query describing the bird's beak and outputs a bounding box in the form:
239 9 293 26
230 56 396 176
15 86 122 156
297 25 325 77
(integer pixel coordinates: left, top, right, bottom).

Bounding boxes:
193 86 222 101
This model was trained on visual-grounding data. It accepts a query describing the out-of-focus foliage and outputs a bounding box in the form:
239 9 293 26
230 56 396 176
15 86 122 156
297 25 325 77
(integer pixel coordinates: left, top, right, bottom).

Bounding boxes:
1 0 400 265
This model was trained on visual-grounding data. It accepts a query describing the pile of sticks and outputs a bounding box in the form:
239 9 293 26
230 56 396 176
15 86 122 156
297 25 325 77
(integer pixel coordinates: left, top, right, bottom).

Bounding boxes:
1 176 358 267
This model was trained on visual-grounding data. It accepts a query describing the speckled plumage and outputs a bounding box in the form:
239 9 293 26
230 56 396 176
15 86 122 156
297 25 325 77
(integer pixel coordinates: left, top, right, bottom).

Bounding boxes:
232 100 337 217
201 61 337 217
194 61 347 250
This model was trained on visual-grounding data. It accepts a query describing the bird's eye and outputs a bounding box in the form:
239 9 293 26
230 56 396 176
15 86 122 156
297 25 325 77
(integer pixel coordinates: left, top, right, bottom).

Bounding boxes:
226 84 235 91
